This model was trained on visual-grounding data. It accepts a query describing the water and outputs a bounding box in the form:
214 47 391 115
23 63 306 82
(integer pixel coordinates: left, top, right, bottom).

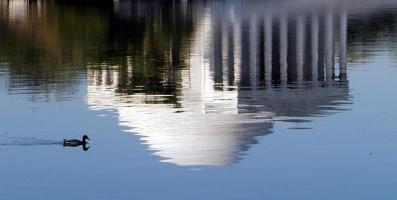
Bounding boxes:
1 0 397 199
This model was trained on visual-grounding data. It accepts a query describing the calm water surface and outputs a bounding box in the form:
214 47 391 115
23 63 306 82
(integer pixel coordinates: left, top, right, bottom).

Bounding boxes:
1 0 397 199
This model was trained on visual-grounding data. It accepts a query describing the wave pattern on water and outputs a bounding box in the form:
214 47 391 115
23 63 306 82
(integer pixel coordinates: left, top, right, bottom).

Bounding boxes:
0 135 62 146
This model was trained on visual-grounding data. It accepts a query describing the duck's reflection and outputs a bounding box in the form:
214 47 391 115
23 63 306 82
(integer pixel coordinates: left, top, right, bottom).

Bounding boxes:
86 1 358 166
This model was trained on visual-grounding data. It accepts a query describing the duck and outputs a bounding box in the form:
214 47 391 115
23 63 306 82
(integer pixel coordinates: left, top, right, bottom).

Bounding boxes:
63 135 90 151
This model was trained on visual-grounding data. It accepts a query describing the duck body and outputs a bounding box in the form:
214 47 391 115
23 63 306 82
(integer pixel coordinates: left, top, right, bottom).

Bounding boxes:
63 139 84 146
63 135 90 150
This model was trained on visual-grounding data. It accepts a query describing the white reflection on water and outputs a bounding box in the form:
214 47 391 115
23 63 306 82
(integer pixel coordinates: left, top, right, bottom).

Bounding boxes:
84 0 366 166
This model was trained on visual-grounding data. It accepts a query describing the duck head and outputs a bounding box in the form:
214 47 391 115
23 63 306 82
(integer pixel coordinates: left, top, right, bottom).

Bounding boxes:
82 135 90 144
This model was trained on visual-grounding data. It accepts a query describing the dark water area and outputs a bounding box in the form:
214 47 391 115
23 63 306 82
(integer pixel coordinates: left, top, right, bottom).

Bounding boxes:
1 0 397 199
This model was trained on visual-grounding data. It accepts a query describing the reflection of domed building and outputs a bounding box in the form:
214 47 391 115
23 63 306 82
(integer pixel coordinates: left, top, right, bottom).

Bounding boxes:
0 0 395 166
86 1 355 167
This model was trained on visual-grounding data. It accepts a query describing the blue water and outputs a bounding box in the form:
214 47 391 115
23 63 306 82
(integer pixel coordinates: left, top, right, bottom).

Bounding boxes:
1 0 397 199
